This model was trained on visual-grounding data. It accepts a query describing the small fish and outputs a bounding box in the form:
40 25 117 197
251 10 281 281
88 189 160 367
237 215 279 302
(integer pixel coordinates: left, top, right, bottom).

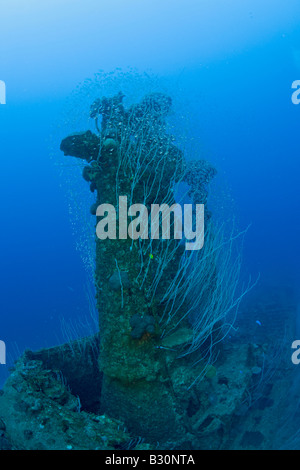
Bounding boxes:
256 320 262 327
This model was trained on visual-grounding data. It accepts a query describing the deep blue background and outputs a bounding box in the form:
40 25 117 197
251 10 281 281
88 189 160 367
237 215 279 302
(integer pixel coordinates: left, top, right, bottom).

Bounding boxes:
0 1 299 379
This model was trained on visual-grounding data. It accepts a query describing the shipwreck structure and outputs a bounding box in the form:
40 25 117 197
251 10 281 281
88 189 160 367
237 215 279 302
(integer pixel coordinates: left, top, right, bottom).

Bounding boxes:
59 91 235 441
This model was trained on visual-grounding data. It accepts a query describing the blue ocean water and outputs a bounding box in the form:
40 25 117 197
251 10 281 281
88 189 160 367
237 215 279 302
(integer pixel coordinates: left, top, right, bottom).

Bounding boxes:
0 0 300 450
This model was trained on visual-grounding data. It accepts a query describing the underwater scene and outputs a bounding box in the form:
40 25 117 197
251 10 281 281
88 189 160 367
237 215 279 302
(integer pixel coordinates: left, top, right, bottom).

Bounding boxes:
0 0 300 454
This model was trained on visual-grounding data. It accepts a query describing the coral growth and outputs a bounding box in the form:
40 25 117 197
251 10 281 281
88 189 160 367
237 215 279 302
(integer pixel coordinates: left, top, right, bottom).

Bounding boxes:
58 90 247 441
